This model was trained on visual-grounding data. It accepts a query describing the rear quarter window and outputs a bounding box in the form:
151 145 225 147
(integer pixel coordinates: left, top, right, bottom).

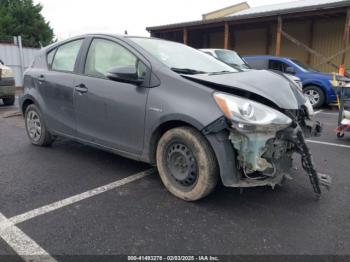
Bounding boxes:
245 59 268 70
31 55 45 69
51 39 83 72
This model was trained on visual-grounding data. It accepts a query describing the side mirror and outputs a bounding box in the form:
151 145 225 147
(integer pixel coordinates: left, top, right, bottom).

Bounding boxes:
107 66 143 85
285 66 296 75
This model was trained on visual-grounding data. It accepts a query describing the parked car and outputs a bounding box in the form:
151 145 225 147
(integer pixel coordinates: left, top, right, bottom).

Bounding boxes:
20 34 329 201
200 49 303 90
243 55 342 108
200 49 250 70
0 59 16 105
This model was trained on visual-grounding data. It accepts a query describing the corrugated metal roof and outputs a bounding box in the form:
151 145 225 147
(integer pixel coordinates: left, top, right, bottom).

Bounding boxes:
229 0 347 17
147 0 350 31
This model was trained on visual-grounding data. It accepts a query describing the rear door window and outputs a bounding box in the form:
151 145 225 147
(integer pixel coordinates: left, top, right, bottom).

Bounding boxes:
46 49 57 69
51 39 83 72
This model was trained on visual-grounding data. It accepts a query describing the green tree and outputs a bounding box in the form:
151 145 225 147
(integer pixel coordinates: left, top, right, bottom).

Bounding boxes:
0 0 54 47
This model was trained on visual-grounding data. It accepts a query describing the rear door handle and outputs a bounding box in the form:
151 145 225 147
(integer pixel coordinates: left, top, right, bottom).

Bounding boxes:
75 83 88 93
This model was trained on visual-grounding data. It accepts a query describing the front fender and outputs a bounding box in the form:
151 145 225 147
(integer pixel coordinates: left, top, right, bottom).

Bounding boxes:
156 113 205 131
205 130 240 185
303 79 335 100
140 113 209 163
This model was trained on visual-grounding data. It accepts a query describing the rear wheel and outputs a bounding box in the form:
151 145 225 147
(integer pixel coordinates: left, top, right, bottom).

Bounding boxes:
303 86 325 109
156 126 218 201
2 96 15 106
25 104 54 146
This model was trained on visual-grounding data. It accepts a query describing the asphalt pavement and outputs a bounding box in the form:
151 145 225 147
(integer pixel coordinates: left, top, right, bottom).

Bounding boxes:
0 99 349 262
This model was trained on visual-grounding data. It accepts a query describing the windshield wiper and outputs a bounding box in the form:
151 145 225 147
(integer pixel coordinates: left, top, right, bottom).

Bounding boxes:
171 68 207 75
209 70 235 75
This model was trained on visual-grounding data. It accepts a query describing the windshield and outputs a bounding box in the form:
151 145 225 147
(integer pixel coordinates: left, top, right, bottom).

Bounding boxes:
214 50 250 70
291 59 318 72
129 38 237 74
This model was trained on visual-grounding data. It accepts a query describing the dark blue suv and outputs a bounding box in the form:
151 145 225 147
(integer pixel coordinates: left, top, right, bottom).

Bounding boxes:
244 55 338 108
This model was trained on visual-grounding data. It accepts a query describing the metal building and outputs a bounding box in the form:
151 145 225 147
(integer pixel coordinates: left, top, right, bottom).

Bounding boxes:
146 0 350 73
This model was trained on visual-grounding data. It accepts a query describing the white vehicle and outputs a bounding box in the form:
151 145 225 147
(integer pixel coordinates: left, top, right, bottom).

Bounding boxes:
200 49 303 91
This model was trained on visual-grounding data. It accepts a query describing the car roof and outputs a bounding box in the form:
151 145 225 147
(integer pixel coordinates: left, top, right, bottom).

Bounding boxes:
200 48 237 52
42 33 171 53
67 33 153 39
243 55 291 60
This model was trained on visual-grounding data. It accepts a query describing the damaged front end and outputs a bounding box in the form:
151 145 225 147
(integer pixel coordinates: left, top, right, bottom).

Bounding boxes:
208 92 331 198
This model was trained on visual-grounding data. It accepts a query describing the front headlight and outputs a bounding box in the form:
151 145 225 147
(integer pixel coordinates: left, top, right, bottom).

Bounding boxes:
329 79 348 87
214 92 292 131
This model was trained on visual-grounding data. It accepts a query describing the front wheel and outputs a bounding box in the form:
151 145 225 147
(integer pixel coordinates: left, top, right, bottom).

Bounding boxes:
303 86 325 109
156 126 218 201
25 104 54 146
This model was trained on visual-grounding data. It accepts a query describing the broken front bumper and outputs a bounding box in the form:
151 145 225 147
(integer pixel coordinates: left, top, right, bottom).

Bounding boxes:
205 116 330 197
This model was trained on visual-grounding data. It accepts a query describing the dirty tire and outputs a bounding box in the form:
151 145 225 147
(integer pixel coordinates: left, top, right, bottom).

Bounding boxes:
156 126 218 201
2 96 15 106
25 104 54 146
303 86 325 109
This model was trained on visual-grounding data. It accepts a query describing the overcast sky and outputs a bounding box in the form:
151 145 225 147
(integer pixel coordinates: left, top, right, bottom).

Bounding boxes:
34 0 293 40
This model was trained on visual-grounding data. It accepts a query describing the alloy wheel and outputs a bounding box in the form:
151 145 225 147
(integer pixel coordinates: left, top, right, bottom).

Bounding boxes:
26 110 42 142
304 89 320 106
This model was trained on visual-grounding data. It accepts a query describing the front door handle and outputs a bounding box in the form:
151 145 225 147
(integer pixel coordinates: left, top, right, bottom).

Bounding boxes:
75 83 88 93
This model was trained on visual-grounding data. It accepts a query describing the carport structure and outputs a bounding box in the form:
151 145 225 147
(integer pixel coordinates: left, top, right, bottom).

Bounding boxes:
146 0 350 73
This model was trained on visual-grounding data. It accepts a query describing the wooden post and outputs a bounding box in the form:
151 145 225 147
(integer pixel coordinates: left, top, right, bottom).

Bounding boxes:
341 8 350 65
307 20 314 65
224 22 230 49
266 25 271 55
275 16 282 56
230 28 235 49
202 32 208 48
183 28 188 45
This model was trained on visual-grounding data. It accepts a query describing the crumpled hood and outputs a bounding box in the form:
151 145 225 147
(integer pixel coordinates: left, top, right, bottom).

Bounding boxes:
185 69 306 110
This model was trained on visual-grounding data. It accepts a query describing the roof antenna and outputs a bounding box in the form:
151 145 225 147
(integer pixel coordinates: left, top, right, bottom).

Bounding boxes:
124 30 128 35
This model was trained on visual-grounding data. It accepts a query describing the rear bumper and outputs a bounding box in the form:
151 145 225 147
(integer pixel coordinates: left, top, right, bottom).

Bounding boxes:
0 77 16 98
